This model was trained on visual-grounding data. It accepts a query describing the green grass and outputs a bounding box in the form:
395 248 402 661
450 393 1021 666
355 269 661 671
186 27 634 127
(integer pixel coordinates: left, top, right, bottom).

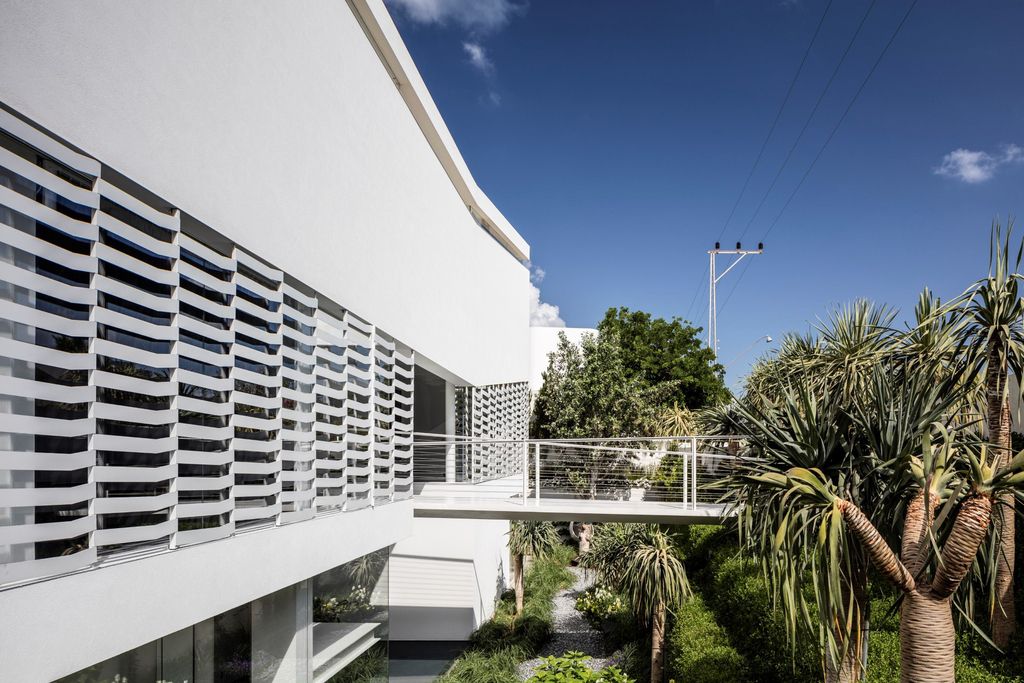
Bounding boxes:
438 544 575 682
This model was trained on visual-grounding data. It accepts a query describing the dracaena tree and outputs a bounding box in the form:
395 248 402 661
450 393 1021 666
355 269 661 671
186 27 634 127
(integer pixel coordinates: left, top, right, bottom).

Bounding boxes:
582 524 691 683
950 220 1024 646
507 520 560 614
728 359 1024 683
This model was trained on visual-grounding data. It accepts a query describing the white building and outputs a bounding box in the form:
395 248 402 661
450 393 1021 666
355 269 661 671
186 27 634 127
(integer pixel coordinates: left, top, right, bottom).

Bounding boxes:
0 1 531 680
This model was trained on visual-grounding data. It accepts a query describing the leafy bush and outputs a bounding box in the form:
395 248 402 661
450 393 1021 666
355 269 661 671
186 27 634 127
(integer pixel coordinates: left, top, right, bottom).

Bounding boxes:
688 534 818 683
527 651 634 683
576 584 628 624
666 595 747 683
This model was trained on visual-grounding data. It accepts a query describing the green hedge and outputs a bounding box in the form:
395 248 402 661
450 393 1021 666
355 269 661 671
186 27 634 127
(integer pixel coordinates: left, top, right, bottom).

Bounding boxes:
666 594 747 683
438 544 575 682
685 528 818 683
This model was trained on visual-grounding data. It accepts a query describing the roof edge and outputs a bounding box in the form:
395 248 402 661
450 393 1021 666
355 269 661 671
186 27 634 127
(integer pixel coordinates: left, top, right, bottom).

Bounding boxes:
349 0 530 263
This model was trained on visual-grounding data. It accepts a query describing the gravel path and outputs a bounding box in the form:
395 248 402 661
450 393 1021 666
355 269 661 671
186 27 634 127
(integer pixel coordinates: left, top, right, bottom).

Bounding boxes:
516 566 619 680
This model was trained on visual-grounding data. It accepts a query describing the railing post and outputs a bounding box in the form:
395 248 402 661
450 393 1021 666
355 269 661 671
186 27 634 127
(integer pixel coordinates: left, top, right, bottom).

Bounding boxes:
682 439 689 508
691 436 698 510
534 442 541 502
522 441 529 504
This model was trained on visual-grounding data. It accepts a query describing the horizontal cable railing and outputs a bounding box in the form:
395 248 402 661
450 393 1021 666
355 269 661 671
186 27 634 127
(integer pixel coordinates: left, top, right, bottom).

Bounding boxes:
412 435 746 510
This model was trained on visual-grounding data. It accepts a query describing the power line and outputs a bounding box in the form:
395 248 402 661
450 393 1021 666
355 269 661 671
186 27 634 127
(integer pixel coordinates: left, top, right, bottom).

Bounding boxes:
685 0 834 337
737 0 880 242
762 0 920 240
683 263 708 324
714 0 835 242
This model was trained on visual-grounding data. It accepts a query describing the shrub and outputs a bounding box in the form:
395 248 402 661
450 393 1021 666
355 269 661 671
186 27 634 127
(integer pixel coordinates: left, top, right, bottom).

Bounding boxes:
690 536 818 683
527 651 634 683
665 595 747 683
576 584 628 624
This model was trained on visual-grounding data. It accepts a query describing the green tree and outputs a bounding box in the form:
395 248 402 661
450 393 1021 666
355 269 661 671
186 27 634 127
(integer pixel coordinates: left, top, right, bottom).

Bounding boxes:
582 524 691 683
531 331 668 551
597 307 729 409
508 521 560 614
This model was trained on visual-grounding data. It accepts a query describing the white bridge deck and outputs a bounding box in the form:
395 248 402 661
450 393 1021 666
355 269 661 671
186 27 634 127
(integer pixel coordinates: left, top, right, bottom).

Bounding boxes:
411 477 732 524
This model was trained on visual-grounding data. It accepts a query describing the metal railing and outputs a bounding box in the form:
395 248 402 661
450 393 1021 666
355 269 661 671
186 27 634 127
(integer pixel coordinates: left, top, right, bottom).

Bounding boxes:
411 435 746 510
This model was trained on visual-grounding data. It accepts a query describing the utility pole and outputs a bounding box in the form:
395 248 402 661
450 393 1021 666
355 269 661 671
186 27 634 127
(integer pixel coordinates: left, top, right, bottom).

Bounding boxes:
708 241 764 357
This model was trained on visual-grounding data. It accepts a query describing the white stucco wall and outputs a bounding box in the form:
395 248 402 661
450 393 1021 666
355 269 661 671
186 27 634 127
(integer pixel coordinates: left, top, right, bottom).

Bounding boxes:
0 502 412 682
529 326 597 391
389 517 510 641
0 0 530 387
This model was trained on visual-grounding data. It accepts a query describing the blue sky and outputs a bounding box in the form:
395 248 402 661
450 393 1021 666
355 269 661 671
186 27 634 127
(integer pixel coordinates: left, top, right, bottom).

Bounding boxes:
386 0 1024 390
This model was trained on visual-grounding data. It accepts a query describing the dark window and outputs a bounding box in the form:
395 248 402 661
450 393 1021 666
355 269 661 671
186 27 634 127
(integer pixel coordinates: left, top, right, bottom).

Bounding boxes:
0 165 93 221
99 260 173 298
179 383 229 403
283 315 314 336
33 398 89 419
97 355 171 382
180 356 228 379
99 228 174 270
234 380 276 398
179 438 229 453
179 275 232 306
235 427 278 441
35 292 90 320
283 336 314 355
235 403 277 420
236 264 279 293
0 131 93 189
235 356 278 376
99 197 173 243
236 310 279 334
235 450 277 464
98 324 173 354
98 387 172 410
179 329 229 354
178 513 229 531
33 502 90 524
178 463 230 478
98 480 170 497
97 450 173 467
32 362 87 387
97 420 172 439
34 434 89 453
179 301 230 329
179 410 229 428
97 509 170 529
0 204 92 254
180 249 232 281
99 292 173 325
235 332 278 355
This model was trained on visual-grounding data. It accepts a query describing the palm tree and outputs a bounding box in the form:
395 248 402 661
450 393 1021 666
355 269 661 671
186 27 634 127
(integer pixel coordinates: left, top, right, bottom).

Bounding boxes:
729 358 1024 683
507 520 560 614
952 221 1024 646
582 524 690 683
657 402 695 436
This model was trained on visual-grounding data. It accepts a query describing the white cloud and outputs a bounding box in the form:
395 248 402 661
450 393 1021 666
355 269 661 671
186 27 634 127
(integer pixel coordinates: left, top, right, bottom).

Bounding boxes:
526 263 564 327
387 0 521 33
462 41 494 75
935 144 1024 184
530 282 565 327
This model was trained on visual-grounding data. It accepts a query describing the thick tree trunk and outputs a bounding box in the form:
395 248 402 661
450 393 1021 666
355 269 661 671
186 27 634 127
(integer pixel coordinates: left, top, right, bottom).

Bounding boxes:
825 556 869 683
650 600 666 683
899 589 955 683
513 553 525 614
988 353 1016 646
